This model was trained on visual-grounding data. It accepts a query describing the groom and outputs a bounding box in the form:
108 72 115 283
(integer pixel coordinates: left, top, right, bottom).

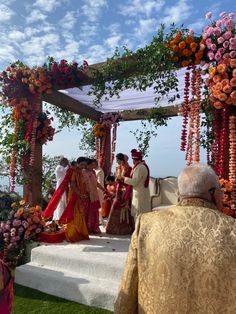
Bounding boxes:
118 149 151 222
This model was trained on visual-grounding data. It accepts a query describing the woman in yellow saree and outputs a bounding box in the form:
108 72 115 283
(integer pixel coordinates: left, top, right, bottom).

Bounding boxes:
65 159 90 242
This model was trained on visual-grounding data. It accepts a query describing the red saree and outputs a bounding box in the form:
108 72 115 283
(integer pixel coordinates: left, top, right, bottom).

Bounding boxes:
106 163 133 235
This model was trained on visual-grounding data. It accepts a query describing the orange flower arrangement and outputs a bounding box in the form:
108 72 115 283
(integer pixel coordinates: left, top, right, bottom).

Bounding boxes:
93 122 107 138
219 178 236 218
207 62 236 109
167 31 204 67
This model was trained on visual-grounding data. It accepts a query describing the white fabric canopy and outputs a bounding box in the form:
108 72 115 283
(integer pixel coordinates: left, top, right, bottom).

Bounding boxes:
59 67 203 113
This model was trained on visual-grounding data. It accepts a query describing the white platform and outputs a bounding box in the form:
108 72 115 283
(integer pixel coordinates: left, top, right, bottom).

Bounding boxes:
15 234 130 311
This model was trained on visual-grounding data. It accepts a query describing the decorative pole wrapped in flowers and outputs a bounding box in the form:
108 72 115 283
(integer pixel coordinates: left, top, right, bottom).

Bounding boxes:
93 112 120 174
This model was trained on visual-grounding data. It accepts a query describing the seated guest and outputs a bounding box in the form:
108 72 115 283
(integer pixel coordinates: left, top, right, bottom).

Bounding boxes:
114 163 236 314
102 175 116 218
0 259 13 314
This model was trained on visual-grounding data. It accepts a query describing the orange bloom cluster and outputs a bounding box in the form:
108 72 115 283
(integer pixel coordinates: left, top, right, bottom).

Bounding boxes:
93 122 107 138
206 59 236 109
167 32 204 67
219 178 236 217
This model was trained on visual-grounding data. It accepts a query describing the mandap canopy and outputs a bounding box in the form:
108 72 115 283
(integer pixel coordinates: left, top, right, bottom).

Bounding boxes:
0 11 235 217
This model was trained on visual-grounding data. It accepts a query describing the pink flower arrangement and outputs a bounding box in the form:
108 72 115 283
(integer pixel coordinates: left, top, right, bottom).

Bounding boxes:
0 200 45 265
203 12 235 66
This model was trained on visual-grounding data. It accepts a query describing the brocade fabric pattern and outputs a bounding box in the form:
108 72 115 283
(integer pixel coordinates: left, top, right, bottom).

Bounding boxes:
114 199 236 314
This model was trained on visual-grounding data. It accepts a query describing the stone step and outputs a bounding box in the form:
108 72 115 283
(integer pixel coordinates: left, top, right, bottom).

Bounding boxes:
15 262 118 311
30 235 130 281
15 233 130 311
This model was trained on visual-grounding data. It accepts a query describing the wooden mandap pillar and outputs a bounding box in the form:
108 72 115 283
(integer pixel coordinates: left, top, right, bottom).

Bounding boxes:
23 101 43 205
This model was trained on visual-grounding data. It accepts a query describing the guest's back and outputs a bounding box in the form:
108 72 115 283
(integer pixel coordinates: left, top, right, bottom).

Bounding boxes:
115 164 236 314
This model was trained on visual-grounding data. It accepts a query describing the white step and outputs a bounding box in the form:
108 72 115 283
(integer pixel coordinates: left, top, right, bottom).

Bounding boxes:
15 262 118 310
15 233 131 311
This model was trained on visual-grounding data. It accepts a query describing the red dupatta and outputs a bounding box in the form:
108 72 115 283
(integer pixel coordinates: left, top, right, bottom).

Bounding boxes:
42 168 74 220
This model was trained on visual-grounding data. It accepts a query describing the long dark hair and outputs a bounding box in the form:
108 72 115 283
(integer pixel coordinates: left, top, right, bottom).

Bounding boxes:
116 153 125 161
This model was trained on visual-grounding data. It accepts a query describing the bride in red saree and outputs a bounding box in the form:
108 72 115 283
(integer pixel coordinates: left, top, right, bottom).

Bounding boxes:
43 157 89 243
106 153 134 235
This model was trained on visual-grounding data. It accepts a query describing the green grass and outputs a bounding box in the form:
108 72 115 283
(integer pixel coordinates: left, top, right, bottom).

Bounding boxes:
13 284 113 314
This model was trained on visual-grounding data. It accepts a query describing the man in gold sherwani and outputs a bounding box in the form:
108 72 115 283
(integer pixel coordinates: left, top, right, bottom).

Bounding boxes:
114 163 236 314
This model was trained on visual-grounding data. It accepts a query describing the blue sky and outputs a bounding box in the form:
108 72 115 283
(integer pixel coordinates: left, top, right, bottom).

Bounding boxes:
0 0 236 178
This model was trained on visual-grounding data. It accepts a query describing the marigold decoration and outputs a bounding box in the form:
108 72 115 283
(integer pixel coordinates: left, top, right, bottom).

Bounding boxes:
219 178 236 217
0 200 45 266
167 31 204 67
183 66 203 165
0 58 86 192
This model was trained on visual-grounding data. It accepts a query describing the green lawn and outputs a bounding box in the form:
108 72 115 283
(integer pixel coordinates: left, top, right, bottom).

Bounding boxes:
13 284 113 314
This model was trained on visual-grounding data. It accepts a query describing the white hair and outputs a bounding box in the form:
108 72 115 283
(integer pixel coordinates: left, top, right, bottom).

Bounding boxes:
178 163 219 198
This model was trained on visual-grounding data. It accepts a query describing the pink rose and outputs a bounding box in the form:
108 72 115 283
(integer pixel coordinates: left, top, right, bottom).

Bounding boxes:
230 51 236 58
223 31 232 40
205 12 212 19
207 51 215 60
223 41 229 48
218 48 225 55
217 37 225 44
225 19 234 31
213 27 221 36
230 38 236 45
229 12 235 19
202 33 208 40
210 44 217 51
230 44 236 51
216 20 222 27
219 12 226 18
215 53 222 62
206 38 212 45
207 26 214 35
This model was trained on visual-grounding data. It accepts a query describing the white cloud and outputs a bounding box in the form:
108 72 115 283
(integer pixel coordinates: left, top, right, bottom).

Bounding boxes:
33 0 60 12
60 11 77 30
135 18 156 37
0 44 15 62
105 35 121 50
26 9 47 24
81 0 107 22
8 30 26 41
22 33 60 59
188 18 205 32
119 0 165 18
0 4 14 22
86 44 107 64
161 0 192 25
